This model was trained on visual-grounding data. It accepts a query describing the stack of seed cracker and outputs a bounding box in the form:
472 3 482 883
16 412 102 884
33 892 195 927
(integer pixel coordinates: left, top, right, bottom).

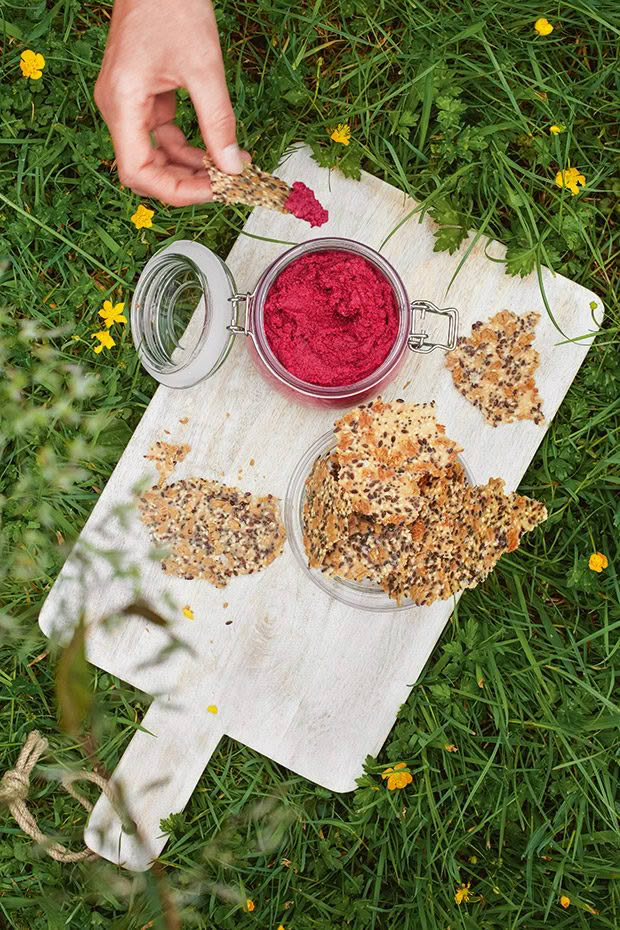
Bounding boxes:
303 399 547 606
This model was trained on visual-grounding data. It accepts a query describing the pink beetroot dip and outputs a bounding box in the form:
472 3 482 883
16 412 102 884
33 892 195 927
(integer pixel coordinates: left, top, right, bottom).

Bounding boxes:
263 250 399 387
283 182 329 227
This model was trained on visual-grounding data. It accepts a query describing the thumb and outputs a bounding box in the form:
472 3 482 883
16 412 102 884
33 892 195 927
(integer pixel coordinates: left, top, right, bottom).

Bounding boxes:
187 64 245 174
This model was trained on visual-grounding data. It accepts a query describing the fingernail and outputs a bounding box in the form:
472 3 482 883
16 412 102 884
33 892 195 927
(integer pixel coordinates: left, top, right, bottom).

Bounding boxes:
219 143 244 174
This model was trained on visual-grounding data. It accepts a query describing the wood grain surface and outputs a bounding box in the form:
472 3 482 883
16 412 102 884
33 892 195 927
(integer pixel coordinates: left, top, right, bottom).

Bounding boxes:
39 146 601 870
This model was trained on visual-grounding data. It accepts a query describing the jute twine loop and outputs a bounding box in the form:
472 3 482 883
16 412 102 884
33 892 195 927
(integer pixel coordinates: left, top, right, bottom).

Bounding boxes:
0 730 122 863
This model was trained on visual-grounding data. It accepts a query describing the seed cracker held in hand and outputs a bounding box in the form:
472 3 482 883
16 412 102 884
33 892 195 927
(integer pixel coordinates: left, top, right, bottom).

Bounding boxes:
203 154 329 227
445 310 544 427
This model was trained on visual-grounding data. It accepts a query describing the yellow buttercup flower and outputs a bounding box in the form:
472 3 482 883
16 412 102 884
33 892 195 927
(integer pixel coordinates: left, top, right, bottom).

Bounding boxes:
131 204 155 229
589 552 608 573
455 882 472 905
246 899 255 912
560 895 571 909
381 761 413 790
182 606 195 619
91 330 115 354
549 124 565 135
98 300 127 328
535 18 553 36
330 123 351 145
555 167 586 196
20 49 46 80
207 704 218 714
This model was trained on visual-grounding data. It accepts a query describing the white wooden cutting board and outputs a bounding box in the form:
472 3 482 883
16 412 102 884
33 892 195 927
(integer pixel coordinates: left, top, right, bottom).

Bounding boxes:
39 146 601 871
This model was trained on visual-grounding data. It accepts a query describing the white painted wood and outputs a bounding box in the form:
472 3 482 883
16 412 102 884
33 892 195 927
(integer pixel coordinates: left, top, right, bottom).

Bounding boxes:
39 146 601 871
84 696 223 867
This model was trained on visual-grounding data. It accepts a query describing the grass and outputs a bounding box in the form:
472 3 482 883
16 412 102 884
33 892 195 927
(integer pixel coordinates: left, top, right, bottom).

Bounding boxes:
0 0 619 928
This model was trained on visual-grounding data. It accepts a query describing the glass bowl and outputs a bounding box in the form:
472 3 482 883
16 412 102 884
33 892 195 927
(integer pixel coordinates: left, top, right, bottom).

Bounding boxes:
284 430 476 612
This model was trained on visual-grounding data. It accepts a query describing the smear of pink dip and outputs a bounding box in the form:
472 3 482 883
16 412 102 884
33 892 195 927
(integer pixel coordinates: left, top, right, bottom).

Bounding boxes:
283 181 329 227
264 250 399 387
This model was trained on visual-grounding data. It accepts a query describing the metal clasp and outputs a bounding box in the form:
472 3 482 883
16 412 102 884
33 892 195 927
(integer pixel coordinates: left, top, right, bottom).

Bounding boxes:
227 293 251 335
408 300 459 354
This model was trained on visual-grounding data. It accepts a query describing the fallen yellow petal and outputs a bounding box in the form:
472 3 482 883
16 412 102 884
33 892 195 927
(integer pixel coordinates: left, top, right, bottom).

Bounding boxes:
208 704 218 715
182 606 194 619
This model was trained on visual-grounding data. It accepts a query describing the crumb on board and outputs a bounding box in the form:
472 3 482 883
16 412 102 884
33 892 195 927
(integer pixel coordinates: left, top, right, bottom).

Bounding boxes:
304 398 547 607
144 440 191 486
249 458 255 467
223 602 228 608
179 417 189 425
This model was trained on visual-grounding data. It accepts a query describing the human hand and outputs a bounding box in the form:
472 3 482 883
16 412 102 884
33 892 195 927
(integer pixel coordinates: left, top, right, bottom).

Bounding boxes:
94 0 248 206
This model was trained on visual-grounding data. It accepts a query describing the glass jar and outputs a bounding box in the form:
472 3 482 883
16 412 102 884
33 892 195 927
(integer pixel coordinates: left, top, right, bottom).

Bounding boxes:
131 237 459 405
284 430 476 612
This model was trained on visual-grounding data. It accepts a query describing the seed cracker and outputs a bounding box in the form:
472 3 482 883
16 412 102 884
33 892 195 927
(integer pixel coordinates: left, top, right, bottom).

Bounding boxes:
140 478 286 588
334 398 462 470
303 455 352 568
445 310 544 426
322 461 470 598
333 399 462 524
385 477 546 605
203 154 291 213
323 518 415 589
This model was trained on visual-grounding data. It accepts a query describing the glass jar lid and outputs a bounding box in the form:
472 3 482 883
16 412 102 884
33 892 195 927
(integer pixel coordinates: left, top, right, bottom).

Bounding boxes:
131 240 238 389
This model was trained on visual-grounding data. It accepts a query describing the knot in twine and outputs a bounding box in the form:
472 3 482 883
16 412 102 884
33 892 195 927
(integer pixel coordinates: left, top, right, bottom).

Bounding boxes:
1 767 30 803
0 730 122 863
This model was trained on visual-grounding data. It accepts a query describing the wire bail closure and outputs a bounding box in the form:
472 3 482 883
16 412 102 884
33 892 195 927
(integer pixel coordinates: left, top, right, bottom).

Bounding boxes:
227 293 251 335
408 300 459 354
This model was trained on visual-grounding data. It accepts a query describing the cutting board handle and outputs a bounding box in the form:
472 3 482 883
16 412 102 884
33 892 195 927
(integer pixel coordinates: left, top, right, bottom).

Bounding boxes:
84 697 222 871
